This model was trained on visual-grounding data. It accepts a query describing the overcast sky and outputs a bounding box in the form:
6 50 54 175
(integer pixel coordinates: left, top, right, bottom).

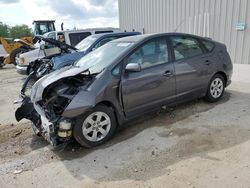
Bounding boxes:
0 0 119 30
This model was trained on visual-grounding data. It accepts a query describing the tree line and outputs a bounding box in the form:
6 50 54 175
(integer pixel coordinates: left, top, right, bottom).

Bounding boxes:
0 22 32 39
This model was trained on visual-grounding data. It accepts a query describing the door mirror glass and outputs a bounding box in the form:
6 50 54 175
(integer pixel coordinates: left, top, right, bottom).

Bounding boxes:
125 63 141 72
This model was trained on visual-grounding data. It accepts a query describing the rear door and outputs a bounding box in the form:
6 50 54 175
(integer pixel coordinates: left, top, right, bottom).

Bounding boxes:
121 37 176 118
169 35 213 101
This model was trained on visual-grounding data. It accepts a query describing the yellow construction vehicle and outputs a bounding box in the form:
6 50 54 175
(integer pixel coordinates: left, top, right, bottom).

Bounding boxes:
0 37 34 66
0 20 56 68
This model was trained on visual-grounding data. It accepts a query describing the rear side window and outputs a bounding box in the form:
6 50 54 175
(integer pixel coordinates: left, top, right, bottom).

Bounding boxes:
57 33 65 43
201 40 215 52
170 36 203 60
69 32 91 46
95 30 113 34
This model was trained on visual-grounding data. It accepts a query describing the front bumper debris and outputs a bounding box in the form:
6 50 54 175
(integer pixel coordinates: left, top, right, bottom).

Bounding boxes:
15 97 73 146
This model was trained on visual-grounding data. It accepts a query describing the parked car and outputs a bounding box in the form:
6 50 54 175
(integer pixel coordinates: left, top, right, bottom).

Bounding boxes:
44 27 121 46
19 36 77 97
16 28 120 74
51 32 141 70
20 32 140 97
15 33 233 147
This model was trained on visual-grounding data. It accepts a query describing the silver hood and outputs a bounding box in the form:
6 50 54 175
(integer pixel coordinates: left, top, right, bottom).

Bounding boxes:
31 65 88 103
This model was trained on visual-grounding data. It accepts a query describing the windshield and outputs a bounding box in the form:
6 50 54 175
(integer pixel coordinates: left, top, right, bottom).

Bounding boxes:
75 35 98 52
75 41 134 74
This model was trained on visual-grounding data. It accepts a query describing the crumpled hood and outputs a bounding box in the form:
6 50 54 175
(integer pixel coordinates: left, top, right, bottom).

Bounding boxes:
31 65 89 102
52 51 86 70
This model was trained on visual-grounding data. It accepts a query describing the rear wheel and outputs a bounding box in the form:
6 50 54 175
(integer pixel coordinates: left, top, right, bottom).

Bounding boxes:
73 105 117 148
205 74 225 102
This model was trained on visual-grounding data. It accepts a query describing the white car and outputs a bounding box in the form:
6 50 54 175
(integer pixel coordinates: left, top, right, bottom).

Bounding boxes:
16 28 120 74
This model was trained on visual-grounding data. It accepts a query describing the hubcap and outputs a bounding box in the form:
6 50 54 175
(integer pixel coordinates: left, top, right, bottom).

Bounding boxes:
210 78 224 98
82 112 111 142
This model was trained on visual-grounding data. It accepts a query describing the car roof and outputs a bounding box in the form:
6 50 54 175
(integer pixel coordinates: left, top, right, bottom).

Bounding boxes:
93 32 141 38
113 32 209 43
44 28 121 35
58 28 120 34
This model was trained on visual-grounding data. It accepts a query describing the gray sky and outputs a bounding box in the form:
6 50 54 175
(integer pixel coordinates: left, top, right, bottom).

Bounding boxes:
0 0 119 30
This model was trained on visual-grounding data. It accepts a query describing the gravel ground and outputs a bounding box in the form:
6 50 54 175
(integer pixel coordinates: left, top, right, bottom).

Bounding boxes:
0 64 250 188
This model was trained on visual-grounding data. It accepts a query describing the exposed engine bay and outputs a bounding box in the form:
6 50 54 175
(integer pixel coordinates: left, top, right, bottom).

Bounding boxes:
41 72 94 121
16 71 96 146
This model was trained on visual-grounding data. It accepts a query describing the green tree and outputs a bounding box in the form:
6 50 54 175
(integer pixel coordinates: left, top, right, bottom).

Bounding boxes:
9 24 32 39
0 22 9 38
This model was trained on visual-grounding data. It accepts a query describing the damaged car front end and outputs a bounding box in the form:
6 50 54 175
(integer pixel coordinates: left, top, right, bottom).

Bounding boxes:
16 66 98 145
15 40 134 147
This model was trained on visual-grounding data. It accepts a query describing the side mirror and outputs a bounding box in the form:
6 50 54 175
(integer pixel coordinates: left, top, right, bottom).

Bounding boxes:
125 63 141 72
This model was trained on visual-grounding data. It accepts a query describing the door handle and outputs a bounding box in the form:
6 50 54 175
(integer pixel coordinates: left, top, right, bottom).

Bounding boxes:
204 60 210 65
163 70 173 77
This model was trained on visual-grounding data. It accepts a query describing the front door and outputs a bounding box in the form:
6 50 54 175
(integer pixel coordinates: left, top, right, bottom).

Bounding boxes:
121 37 176 118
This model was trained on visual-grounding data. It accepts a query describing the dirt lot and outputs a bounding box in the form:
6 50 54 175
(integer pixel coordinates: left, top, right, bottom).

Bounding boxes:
0 64 250 188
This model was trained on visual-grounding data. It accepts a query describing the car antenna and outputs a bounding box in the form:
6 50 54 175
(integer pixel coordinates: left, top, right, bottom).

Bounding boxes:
174 18 186 32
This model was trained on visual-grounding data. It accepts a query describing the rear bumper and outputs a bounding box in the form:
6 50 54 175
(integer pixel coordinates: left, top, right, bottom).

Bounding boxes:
16 65 28 75
226 79 232 87
226 69 233 87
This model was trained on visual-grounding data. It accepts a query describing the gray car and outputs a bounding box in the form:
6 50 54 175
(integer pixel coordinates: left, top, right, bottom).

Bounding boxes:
15 33 233 147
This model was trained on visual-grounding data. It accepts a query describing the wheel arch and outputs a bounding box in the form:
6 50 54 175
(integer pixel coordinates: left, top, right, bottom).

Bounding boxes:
96 100 122 126
214 71 227 85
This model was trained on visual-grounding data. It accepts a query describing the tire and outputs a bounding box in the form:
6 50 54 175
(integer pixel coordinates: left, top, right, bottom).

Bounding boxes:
205 74 225 103
23 77 37 97
10 48 29 65
0 57 4 69
73 105 117 148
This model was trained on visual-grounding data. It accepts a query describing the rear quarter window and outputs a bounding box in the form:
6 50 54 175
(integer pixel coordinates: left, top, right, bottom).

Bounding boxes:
201 40 215 52
69 32 91 46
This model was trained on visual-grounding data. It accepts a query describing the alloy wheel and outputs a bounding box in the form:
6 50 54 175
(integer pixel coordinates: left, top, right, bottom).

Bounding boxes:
82 111 111 142
210 78 224 98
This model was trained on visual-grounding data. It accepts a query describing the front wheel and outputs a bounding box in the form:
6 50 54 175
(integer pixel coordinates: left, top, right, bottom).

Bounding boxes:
205 74 225 103
73 105 117 148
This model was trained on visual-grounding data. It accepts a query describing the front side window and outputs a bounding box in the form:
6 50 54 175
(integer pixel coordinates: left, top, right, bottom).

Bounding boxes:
127 38 169 69
171 36 203 60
